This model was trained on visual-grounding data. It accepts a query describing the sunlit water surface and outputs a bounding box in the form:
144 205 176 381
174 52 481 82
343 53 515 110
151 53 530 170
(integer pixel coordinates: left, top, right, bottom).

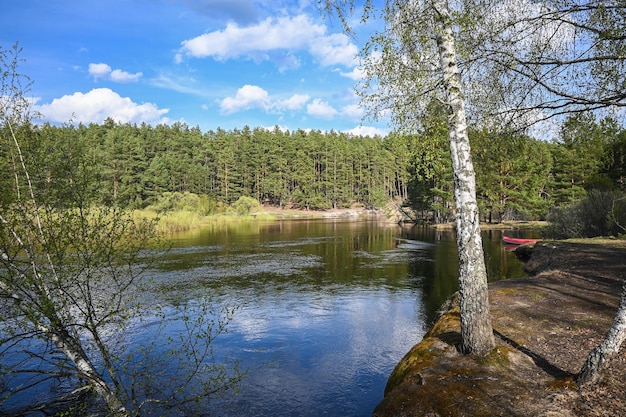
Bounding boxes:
147 219 528 417
0 218 531 416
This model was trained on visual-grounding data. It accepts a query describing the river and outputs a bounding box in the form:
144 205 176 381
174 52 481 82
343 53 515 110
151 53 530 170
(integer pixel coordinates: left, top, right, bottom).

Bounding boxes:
148 218 529 417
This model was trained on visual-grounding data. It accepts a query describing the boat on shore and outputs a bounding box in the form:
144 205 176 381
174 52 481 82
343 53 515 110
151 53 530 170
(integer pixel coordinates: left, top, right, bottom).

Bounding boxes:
502 236 539 245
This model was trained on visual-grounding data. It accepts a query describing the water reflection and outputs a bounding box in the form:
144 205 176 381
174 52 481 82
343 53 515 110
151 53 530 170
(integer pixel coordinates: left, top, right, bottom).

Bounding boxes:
0 218 530 416
150 219 527 417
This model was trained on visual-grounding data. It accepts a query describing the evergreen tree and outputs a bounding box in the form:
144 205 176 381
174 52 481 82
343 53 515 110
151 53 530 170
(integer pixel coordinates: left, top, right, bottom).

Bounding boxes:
551 113 613 205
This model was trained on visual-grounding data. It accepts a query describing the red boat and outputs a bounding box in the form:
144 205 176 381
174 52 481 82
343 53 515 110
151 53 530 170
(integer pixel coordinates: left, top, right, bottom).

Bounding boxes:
502 236 538 245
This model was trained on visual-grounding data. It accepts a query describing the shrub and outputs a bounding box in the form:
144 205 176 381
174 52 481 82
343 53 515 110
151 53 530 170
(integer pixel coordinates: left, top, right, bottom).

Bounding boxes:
231 196 261 216
544 190 626 239
148 192 218 215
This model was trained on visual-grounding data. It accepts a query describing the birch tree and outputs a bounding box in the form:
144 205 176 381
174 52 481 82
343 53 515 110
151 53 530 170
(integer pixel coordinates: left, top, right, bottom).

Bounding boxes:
323 0 626 380
1 44 242 416
451 0 626 385
322 0 496 355
577 281 626 385
0 44 131 416
430 0 495 355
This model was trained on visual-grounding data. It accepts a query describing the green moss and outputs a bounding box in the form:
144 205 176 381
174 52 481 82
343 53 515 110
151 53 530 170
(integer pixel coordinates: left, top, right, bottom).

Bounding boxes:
385 337 440 393
475 345 513 368
376 367 495 417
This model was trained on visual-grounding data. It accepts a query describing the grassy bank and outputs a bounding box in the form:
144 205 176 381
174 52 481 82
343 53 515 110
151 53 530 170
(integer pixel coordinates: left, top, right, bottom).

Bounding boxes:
133 209 280 234
133 206 382 234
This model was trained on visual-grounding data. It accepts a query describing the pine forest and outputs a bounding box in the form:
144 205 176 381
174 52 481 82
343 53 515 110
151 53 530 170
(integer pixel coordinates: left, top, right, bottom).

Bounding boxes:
3 111 625 223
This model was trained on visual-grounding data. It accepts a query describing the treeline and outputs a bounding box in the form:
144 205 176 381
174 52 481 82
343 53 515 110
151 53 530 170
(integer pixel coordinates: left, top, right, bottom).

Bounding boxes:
2 111 625 222
2 120 409 211
407 108 626 223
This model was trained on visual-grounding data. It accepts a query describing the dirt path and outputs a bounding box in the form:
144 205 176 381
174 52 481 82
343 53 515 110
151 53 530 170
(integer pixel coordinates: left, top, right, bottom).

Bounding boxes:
374 240 626 417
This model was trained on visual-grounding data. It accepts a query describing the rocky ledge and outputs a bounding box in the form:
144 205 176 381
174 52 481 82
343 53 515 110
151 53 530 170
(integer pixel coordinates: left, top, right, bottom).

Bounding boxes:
373 241 626 417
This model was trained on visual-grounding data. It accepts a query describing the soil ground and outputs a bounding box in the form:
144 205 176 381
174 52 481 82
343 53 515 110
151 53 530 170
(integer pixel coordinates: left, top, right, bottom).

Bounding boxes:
373 240 626 417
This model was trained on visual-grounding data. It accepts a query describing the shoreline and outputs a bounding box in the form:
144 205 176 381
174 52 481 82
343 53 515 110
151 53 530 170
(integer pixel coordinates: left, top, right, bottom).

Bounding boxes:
373 240 626 417
141 204 548 236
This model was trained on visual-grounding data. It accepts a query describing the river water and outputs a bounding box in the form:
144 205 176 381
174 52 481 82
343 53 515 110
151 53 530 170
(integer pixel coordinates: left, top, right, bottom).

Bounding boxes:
148 218 528 417
0 217 529 416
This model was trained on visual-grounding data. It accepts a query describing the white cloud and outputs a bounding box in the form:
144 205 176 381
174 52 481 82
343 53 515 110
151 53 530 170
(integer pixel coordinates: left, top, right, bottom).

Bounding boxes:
339 66 365 80
177 14 358 68
341 104 364 121
220 85 271 114
88 63 112 79
220 85 310 115
35 88 169 124
109 69 143 83
180 15 324 60
344 125 388 137
308 33 358 67
306 98 338 119
88 62 143 83
276 94 310 111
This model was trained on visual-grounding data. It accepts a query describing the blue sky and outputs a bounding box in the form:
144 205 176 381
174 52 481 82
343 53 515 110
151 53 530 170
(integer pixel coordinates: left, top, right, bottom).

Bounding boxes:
1 0 388 135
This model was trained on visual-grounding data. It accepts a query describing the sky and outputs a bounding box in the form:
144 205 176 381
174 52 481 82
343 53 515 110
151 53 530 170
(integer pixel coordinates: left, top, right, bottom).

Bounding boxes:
1 0 389 135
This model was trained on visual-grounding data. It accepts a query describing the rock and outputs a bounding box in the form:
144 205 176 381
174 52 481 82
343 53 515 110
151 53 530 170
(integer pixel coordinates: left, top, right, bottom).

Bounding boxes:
373 241 626 417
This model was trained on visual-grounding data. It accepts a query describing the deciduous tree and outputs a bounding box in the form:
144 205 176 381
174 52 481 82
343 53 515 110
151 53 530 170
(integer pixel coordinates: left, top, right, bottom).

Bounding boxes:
0 44 242 416
322 0 496 355
323 1 626 377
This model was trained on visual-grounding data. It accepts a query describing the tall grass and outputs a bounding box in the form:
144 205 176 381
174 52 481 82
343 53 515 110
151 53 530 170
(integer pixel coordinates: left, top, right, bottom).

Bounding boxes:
134 194 274 234
133 209 275 234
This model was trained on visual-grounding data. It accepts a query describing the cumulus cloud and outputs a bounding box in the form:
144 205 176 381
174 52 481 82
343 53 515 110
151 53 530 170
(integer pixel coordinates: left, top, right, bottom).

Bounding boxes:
308 33 358 67
34 88 169 124
344 125 388 137
88 63 143 83
303 101 365 121
219 85 362 121
341 104 364 121
177 14 358 68
178 15 323 61
88 63 112 79
276 94 310 111
306 99 338 119
339 66 365 81
220 85 271 114
219 85 310 115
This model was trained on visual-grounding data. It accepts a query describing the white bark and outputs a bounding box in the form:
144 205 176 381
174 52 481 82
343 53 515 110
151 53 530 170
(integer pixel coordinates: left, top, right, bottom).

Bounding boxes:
577 280 626 386
431 0 495 355
1 46 129 415
48 325 129 416
0 269 128 415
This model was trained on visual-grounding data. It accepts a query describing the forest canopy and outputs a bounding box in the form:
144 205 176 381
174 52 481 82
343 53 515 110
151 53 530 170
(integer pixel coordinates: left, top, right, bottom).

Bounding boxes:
1 113 624 223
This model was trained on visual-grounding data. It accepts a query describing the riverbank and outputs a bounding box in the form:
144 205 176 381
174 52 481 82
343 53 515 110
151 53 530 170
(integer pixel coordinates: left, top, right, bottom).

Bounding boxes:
136 206 387 234
373 240 626 417
141 204 548 234
256 205 381 219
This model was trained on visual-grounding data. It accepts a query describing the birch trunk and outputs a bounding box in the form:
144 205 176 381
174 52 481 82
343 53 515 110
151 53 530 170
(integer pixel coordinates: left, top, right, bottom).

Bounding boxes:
431 0 495 355
577 280 626 385
48 325 130 416
1 272 129 415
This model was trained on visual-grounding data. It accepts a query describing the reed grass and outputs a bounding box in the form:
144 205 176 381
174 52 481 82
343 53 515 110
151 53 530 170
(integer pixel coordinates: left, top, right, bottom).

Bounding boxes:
133 209 275 234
